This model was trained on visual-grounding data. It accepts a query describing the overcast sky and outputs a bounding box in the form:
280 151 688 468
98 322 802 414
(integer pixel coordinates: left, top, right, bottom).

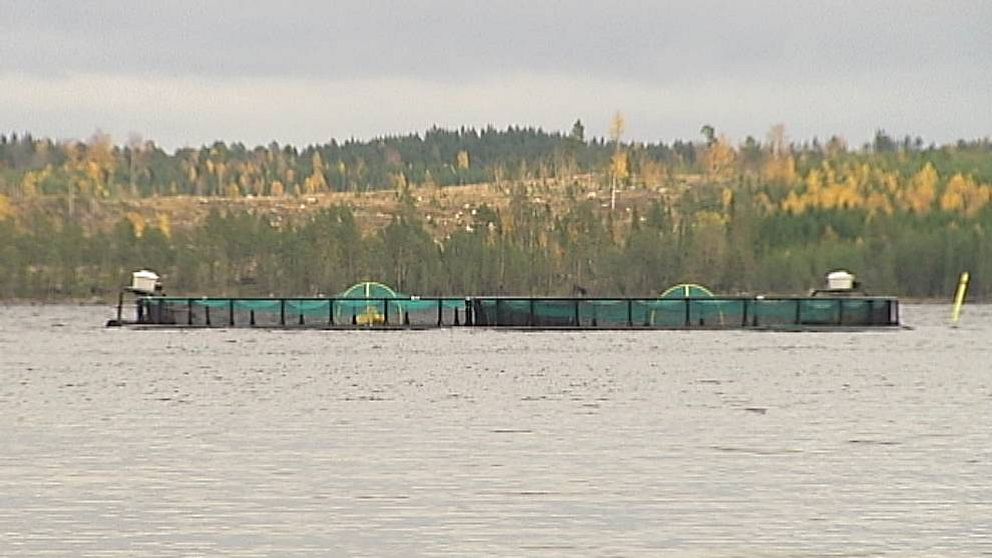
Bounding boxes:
1 1 990 149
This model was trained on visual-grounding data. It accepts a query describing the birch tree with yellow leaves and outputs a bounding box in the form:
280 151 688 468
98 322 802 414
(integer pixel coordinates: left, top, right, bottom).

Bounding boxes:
609 111 626 211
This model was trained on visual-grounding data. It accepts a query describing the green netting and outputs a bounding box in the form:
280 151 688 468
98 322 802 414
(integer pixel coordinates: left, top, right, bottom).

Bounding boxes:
690 299 740 326
331 282 396 323
532 300 578 320
191 298 231 308
584 300 630 325
840 299 871 324
578 300 621 325
749 299 792 325
470 297 877 328
142 290 466 327
330 299 376 309
286 299 332 316
398 299 465 311
798 299 839 324
331 282 463 322
473 298 703 327
135 292 894 328
235 299 282 312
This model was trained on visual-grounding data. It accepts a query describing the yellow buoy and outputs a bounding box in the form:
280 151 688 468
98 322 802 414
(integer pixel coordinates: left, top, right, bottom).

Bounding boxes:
951 272 969 324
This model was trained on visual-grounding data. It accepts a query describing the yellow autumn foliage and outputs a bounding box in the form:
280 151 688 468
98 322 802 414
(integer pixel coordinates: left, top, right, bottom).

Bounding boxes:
639 159 668 187
762 154 797 184
754 192 776 214
0 194 12 220
157 213 172 238
782 190 805 214
903 162 938 214
125 212 147 237
721 188 734 212
456 150 470 170
390 172 408 191
304 173 326 195
704 137 736 180
941 173 967 213
865 192 893 215
612 151 629 181
20 171 40 197
941 173 992 217
695 210 727 227
805 168 823 195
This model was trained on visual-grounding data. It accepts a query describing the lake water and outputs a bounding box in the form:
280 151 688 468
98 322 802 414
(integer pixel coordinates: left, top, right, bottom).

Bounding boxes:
1 304 990 556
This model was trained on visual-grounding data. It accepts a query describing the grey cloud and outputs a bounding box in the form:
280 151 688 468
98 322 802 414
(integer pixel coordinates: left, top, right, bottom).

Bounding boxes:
3 1 989 83
1 1 989 147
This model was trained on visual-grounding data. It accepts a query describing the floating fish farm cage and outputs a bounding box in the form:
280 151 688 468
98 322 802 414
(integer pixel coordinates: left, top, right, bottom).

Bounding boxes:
109 275 899 331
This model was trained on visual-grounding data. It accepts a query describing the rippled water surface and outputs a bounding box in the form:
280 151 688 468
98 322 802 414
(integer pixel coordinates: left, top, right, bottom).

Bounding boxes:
2 304 991 556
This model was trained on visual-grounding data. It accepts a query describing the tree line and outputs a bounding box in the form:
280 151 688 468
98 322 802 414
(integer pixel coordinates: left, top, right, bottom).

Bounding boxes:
2 124 991 201
1 183 989 301
0 124 990 301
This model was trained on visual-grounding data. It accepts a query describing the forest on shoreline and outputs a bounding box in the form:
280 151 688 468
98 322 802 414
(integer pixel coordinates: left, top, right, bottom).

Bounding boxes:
1 122 990 301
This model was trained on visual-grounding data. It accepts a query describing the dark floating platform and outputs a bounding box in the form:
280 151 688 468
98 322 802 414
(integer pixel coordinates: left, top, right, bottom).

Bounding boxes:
108 294 900 331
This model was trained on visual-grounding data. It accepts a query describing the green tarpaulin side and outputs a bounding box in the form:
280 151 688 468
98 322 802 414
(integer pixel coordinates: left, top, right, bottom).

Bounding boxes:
470 297 881 327
144 294 885 327
153 297 463 313
235 300 282 312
